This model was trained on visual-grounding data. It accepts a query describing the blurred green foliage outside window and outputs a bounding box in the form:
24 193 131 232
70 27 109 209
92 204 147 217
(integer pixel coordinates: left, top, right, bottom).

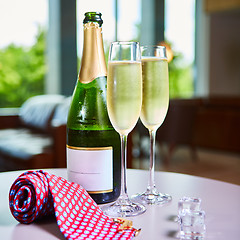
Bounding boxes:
168 47 194 99
0 27 46 108
0 27 194 108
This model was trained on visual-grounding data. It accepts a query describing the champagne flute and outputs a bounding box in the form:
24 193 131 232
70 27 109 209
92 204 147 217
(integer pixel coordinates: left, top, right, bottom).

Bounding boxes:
131 45 172 205
102 41 146 217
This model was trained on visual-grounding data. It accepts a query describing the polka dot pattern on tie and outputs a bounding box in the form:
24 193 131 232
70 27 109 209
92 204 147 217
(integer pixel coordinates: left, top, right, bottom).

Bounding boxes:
9 170 137 239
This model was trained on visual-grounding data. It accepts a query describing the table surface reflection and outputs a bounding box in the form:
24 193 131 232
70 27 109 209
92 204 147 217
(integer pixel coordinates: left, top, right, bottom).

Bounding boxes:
0 168 240 240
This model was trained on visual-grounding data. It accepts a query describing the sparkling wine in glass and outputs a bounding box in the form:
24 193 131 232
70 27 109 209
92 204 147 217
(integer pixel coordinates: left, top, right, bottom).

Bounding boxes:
101 41 146 217
132 45 172 205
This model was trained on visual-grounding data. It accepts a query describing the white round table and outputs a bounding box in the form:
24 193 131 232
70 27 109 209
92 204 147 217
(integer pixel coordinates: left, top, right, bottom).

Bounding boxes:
0 169 239 239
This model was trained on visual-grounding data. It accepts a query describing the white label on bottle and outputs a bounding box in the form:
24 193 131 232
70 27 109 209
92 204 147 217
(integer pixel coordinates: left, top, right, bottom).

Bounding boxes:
67 146 113 193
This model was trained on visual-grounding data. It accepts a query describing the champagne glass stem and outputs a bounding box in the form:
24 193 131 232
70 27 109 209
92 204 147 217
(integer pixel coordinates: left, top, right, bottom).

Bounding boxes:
120 134 128 200
147 129 157 193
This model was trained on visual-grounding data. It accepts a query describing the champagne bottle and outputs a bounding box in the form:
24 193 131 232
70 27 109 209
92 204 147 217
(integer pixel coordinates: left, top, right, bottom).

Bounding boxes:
67 12 121 204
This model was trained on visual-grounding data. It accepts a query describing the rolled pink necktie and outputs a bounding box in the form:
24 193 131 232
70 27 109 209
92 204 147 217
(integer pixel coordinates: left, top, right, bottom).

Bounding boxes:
9 170 139 239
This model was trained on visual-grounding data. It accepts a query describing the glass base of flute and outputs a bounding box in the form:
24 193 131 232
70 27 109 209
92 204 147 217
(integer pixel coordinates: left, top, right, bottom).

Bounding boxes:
131 130 172 205
101 135 146 217
132 188 172 205
132 189 171 205
101 199 146 218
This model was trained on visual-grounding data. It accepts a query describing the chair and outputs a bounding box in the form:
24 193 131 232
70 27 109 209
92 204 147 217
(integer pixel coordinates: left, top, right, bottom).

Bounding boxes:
0 95 70 171
157 98 201 165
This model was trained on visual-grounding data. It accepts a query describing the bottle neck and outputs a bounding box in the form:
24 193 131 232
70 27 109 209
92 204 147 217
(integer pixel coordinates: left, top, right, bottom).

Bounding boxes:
79 22 107 84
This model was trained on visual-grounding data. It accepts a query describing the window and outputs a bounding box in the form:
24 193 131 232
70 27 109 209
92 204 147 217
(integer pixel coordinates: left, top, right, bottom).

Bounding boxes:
76 0 115 59
0 0 196 107
76 0 141 59
117 0 141 41
0 0 48 107
165 0 196 98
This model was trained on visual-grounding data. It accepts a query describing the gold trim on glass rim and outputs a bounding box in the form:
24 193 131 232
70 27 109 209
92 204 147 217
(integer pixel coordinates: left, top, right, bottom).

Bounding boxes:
66 145 112 151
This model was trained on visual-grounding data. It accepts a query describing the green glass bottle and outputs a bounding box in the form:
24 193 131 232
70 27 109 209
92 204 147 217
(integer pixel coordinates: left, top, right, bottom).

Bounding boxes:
67 12 121 204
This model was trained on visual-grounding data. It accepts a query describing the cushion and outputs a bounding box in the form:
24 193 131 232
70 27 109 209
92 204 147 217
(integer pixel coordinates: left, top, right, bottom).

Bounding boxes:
0 129 52 160
51 96 71 127
19 95 65 131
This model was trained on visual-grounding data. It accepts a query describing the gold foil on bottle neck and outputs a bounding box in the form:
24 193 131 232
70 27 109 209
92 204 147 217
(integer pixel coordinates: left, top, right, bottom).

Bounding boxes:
79 22 107 84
